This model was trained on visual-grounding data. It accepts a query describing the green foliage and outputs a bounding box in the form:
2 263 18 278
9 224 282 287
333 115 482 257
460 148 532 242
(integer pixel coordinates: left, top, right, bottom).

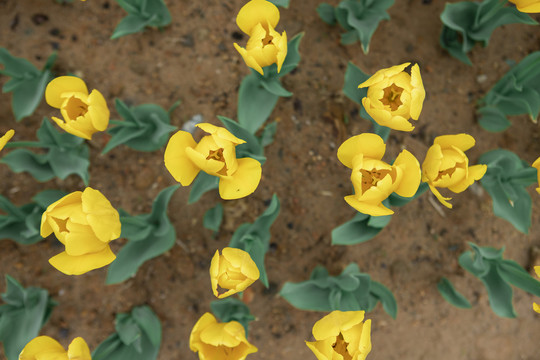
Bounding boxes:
203 203 223 233
111 0 172 39
229 194 280 288
103 99 178 154
106 185 179 284
459 242 540 318
478 51 540 132
210 298 255 336
317 0 394 53
1 118 90 185
238 33 303 134
0 275 57 360
343 62 390 141
0 48 56 121
0 190 66 245
267 0 290 8
388 182 429 207
92 305 161 360
331 212 391 246
188 172 219 204
440 0 537 65
437 277 472 309
280 263 397 318
479 149 536 234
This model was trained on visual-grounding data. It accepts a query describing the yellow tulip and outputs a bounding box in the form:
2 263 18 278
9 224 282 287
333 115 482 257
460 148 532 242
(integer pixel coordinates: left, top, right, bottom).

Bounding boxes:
532 156 540 194
164 123 262 200
40 187 120 275
233 0 287 75
359 63 425 132
45 76 109 140
508 0 540 12
422 134 487 208
209 247 259 299
19 336 91 360
0 129 14 152
534 266 540 313
337 133 421 216
306 310 371 360
190 312 258 360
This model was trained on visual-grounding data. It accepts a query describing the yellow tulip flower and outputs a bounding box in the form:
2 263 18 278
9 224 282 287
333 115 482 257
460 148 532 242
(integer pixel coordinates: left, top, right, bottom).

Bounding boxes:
422 134 487 208
306 310 371 360
19 336 91 360
508 0 540 12
233 0 287 75
359 63 425 132
40 187 120 275
534 266 540 313
337 133 421 216
190 312 257 360
532 156 540 194
210 247 260 299
164 123 262 200
45 76 109 140
0 129 14 152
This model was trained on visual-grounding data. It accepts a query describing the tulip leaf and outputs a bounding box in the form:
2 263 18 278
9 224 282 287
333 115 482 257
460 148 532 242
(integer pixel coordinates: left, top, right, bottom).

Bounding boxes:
279 32 304 76
0 275 57 360
210 298 255 336
260 78 293 97
106 185 179 284
388 182 429 207
439 0 537 65
317 3 337 24
331 211 390 245
103 99 178 154
280 263 397 318
267 0 290 8
237 73 280 134
479 149 536 233
0 48 56 121
111 0 171 39
497 260 540 297
92 305 161 360
0 190 66 245
229 194 280 288
258 121 278 148
437 277 472 309
203 203 223 233
188 172 219 204
478 51 540 132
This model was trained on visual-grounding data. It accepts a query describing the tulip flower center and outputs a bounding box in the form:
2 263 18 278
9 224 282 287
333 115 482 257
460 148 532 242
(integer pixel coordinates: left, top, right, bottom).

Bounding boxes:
381 84 404 111
206 148 228 175
434 167 457 181
360 168 392 193
65 97 89 119
262 31 274 46
332 333 352 360
53 217 69 233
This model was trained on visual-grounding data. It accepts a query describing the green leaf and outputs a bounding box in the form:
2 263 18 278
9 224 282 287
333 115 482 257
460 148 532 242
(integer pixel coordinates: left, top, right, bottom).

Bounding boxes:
343 62 369 105
369 280 397 319
477 106 512 132
317 3 337 25
106 186 179 284
0 275 56 360
188 172 219 204
237 73 279 134
437 277 472 309
388 182 428 207
111 0 171 39
203 203 223 232
210 298 255 335
279 32 304 76
1 149 55 182
261 78 292 97
31 189 66 209
259 121 278 148
331 212 389 246
498 260 540 297
267 0 289 8
482 266 516 318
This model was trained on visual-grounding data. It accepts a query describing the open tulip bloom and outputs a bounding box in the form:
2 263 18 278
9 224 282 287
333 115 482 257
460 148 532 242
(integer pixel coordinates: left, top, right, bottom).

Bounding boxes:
422 134 487 208
337 133 421 216
19 336 91 360
45 76 110 140
164 123 262 200
306 310 371 360
508 0 540 13
40 187 121 275
0 129 14 151
234 0 287 76
210 247 260 299
359 63 425 132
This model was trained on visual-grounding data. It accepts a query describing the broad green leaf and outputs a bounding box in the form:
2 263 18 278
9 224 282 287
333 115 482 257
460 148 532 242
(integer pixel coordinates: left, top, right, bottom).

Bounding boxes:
498 260 540 297
237 73 279 134
267 0 290 8
259 121 278 148
343 62 369 105
261 78 292 97
188 172 219 204
482 266 516 318
1 149 55 182
111 0 171 39
437 277 472 309
317 3 337 25
478 106 512 132
278 32 304 76
331 212 389 245
203 203 223 232
210 298 255 335
369 280 397 319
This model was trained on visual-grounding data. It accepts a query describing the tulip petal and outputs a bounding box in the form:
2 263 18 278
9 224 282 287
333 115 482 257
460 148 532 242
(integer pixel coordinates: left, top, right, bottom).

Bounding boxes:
236 0 280 35
393 149 421 197
409 64 425 120
46 76 88 109
358 320 372 360
200 322 244 347
276 30 287 72
345 195 394 216
337 133 386 168
197 123 245 145
209 250 221 298
428 183 453 208
0 129 14 151
234 43 265 75
82 188 121 242
222 247 260 281
67 337 91 360
510 0 540 13
41 192 83 237
49 246 116 275
219 157 262 200
305 338 336 360
64 221 108 256
534 157 540 194
422 144 443 182
358 63 410 89
448 164 487 193
186 147 225 176
435 134 475 152
164 131 200 186
87 89 110 131
312 310 365 340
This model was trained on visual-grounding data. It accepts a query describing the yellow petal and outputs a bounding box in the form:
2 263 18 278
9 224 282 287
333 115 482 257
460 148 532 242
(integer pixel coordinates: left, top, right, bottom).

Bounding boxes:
234 42 265 75
358 63 410 89
535 266 540 278
312 310 365 340
186 147 225 176
428 183 453 209
448 164 487 193
197 123 245 145
87 89 110 131
81 187 121 242
276 30 287 72
532 157 540 194
51 116 92 140
509 0 540 12
409 64 425 120
41 192 83 237
387 115 414 132
434 134 476 152
337 133 386 168
344 195 394 216
19 336 67 360
189 313 218 352
222 247 260 281
45 76 88 109
534 302 540 313
358 320 372 360
219 157 262 200
200 321 244 347
67 337 91 360
393 149 421 197
305 338 336 360
209 250 221 298
0 129 14 151
164 130 200 186
422 144 443 182
64 221 108 256
49 246 116 275
236 0 280 35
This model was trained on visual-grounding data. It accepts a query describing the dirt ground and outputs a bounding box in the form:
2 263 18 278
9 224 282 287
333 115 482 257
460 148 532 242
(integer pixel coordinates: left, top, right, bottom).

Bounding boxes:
1 0 540 359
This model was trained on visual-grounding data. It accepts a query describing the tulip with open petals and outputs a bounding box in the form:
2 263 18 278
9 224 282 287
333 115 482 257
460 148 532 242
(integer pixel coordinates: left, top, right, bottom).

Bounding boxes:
19 336 91 360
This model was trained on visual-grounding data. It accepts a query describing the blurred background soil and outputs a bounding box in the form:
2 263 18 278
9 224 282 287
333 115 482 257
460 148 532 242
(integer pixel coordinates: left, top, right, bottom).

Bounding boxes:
1 0 540 359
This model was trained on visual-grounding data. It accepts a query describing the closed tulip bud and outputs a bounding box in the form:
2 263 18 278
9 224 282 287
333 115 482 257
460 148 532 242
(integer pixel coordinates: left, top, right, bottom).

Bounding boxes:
19 336 91 360
209 247 259 299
